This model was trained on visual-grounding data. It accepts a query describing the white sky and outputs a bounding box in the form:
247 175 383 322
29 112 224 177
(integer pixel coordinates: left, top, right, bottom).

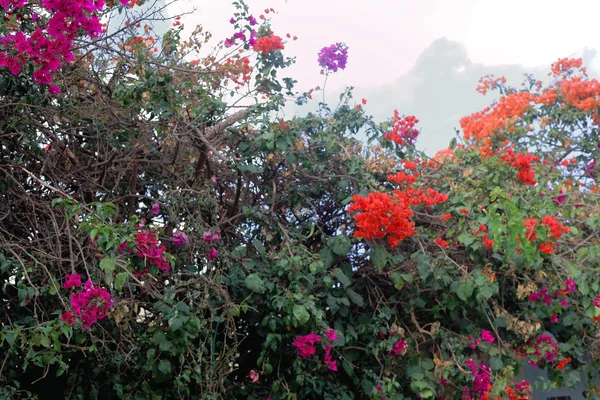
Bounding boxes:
167 0 600 152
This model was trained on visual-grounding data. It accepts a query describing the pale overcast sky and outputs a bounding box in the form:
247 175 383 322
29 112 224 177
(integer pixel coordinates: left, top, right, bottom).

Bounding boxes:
164 0 600 153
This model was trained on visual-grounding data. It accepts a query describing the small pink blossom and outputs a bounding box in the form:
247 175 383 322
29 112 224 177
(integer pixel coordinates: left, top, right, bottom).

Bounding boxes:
248 369 259 383
325 329 338 342
60 311 77 325
323 345 337 371
48 85 61 95
172 231 189 247
292 333 322 359
63 274 82 290
202 231 213 243
480 329 495 344
390 339 407 356
564 279 576 292
207 247 219 260
550 314 559 323
151 203 160 215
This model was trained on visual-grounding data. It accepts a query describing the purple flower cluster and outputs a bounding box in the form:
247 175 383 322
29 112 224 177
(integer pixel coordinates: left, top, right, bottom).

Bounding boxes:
225 15 258 47
317 42 348 74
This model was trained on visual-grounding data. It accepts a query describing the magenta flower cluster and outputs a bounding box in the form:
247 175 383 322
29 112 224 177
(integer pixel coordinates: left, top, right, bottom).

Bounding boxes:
172 231 189 247
317 42 348 75
203 230 221 260
292 329 338 371
0 0 128 91
462 360 492 400
60 274 113 329
119 227 170 273
467 329 495 349
293 332 321 359
225 15 258 47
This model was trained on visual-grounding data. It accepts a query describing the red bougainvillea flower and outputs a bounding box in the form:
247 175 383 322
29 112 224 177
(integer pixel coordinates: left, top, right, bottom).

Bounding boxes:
435 237 449 248
60 311 77 325
555 357 571 370
348 191 415 248
539 242 555 254
384 111 420 146
252 35 284 54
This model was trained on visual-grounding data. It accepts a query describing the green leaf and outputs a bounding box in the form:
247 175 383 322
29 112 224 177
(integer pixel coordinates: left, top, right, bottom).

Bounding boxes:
331 235 350 256
333 268 351 288
370 245 388 272
252 238 266 255
100 258 116 285
346 288 364 306
490 356 503 370
158 359 172 375
292 304 310 325
115 272 128 292
342 359 354 376
390 271 405 290
245 274 266 293
456 280 475 301
5 330 18 346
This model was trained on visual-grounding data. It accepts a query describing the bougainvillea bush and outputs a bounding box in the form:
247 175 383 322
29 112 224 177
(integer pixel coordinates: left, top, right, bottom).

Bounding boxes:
3 1 600 399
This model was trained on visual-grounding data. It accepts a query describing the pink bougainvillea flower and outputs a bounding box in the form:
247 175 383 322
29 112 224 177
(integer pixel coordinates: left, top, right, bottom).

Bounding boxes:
550 314 559 323
63 273 82 290
325 329 338 342
151 203 160 215
480 329 495 343
390 339 407 356
65 279 113 329
292 333 322 359
565 279 576 292
48 85 61 95
207 247 219 260
323 345 337 371
248 369 259 383
60 311 77 325
172 231 189 247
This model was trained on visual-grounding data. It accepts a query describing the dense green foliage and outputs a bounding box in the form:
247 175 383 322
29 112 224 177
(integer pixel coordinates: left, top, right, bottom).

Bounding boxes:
4 1 600 400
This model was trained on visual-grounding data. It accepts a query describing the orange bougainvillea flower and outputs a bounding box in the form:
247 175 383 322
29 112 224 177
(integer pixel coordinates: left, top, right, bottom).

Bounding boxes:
349 128 448 248
347 191 415 248
539 242 555 254
435 237 449 248
555 357 571 370
253 35 284 54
